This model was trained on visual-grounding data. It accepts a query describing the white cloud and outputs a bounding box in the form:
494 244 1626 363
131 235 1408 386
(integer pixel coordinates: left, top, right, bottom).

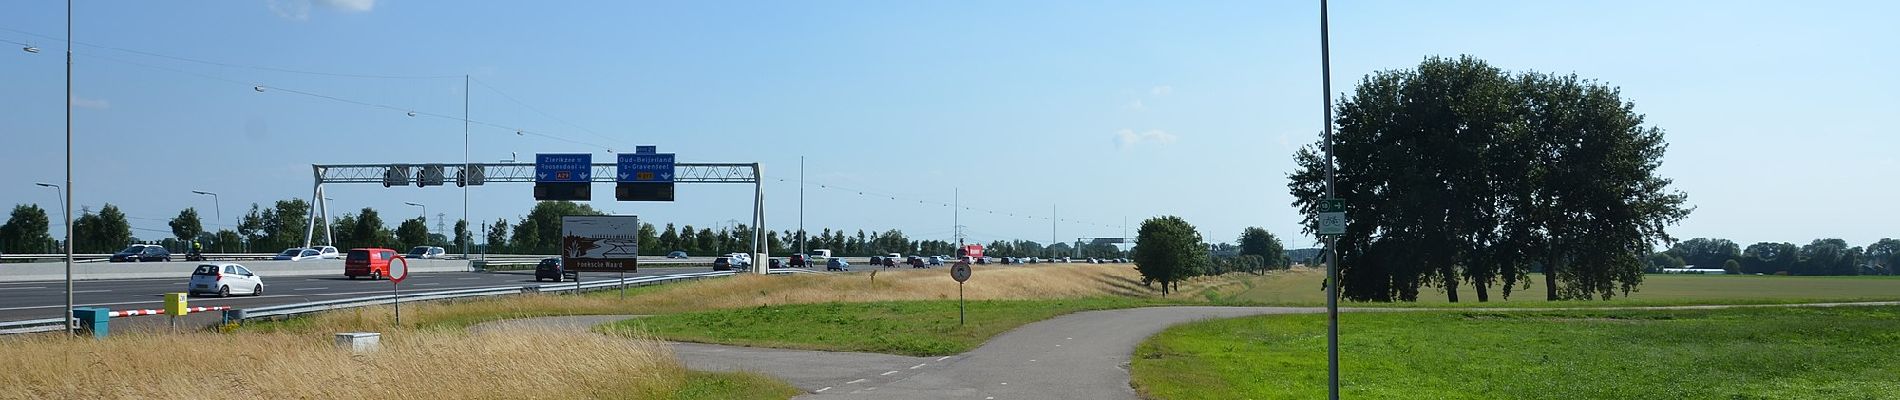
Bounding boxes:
270 0 375 20
69 95 108 109
1150 85 1173 96
1123 99 1146 111
1116 129 1178 149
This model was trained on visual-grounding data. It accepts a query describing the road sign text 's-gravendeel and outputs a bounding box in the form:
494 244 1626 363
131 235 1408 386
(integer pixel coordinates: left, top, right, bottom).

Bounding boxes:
617 150 677 201
561 215 640 272
1318 198 1346 236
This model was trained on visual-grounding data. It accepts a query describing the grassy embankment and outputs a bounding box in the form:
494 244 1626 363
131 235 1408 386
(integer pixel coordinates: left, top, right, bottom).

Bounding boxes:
1131 305 1900 399
0 326 798 400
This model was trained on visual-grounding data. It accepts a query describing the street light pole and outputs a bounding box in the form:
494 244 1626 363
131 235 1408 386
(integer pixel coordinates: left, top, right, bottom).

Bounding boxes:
404 202 427 225
798 155 804 257
62 0 75 335
191 190 221 251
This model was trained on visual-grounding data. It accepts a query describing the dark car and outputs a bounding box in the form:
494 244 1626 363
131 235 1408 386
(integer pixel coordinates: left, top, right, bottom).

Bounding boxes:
667 251 689 259
535 258 577 282
769 258 786 269
790 254 808 268
907 256 925 268
868 256 885 267
713 257 734 271
975 256 989 265
110 244 171 262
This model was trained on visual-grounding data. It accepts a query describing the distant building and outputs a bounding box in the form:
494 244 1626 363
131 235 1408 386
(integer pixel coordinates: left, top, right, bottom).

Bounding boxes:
1660 268 1728 275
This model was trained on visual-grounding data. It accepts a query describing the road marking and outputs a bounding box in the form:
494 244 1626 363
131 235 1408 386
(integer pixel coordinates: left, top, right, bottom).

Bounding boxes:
0 287 48 291
909 363 927 369
413 283 440 286
1066 337 1073 340
814 387 831 393
1001 382 1008 385
70 290 110 293
1029 359 1037 362
294 287 329 291
880 370 899 376
456 277 482 280
845 379 867 385
937 356 951 361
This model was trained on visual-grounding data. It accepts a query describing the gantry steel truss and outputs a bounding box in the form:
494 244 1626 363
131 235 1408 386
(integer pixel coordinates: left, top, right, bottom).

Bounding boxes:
300 162 768 273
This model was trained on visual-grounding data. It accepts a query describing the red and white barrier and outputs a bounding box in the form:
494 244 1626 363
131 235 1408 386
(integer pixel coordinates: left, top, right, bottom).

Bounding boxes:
106 306 231 318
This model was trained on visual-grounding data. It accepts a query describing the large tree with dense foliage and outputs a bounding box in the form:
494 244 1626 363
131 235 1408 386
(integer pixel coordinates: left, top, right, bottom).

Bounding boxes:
1288 55 1690 302
1132 216 1208 297
0 205 54 254
1237 227 1287 271
168 208 203 243
1665 238 1741 269
72 204 134 253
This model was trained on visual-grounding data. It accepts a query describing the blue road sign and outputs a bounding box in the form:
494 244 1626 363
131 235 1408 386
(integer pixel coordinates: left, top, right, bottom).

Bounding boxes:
617 153 675 183
635 145 657 154
536 153 593 183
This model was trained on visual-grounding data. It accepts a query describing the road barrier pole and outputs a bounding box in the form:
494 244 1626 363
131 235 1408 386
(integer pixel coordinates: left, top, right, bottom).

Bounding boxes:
958 282 965 326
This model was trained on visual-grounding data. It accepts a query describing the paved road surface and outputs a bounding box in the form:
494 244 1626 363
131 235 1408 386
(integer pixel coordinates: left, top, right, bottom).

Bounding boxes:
0 266 715 321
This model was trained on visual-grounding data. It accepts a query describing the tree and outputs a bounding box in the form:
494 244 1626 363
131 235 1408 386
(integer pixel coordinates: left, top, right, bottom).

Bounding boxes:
1237 227 1288 271
0 204 54 254
511 218 542 254
678 225 698 254
1796 239 1858 276
73 204 134 253
168 208 203 243
453 219 470 253
352 208 391 250
697 228 717 254
1866 239 1900 276
1740 242 1798 275
658 223 679 253
1288 56 1690 302
214 230 241 253
396 217 430 250
1645 252 1685 272
485 218 510 253
1665 238 1740 269
1722 259 1741 275
1132 216 1207 297
638 223 659 256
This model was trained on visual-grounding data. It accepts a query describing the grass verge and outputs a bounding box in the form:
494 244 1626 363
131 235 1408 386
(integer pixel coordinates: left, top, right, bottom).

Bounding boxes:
0 326 797 400
1203 268 1900 307
1130 305 1900 399
601 297 1193 356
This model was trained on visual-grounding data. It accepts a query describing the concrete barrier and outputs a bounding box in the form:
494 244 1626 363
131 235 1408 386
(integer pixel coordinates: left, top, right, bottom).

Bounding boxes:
0 259 476 282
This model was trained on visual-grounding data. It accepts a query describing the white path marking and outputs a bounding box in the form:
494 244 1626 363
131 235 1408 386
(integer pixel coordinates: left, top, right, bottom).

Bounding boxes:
0 287 47 291
815 387 831 393
845 379 867 385
910 363 927 369
881 370 899 376
294 287 329 291
937 356 951 361
70 290 110 293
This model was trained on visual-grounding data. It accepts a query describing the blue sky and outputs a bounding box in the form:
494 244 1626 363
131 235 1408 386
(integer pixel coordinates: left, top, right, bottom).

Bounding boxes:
1 1 1894 250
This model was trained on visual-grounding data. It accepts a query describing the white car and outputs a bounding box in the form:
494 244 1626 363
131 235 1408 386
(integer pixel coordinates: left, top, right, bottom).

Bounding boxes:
407 246 447 259
273 248 323 261
313 246 341 259
188 263 264 297
725 253 753 266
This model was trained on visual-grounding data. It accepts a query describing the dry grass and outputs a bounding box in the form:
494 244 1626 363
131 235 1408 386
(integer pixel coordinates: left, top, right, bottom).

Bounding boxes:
264 263 1239 334
0 327 696 400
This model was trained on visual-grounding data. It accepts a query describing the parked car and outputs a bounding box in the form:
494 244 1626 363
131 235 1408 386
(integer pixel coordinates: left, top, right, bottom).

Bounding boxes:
928 256 945 266
407 246 446 259
535 258 577 282
712 257 735 271
110 244 171 262
273 247 323 261
790 254 808 268
345 248 399 279
188 263 263 297
826 257 850 271
313 246 341 259
667 250 689 259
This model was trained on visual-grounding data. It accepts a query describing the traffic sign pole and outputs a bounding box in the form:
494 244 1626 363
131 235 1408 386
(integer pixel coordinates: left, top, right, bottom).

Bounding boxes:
1319 1 1341 399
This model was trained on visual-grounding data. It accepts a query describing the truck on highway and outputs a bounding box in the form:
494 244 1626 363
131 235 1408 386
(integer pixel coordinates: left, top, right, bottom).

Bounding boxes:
958 244 984 260
808 249 833 261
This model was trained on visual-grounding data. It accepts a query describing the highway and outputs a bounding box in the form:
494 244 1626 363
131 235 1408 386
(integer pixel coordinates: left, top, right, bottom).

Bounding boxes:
0 266 717 322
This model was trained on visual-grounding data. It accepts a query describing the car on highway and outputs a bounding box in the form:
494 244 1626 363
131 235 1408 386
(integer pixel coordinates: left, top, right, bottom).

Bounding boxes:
407 246 447 259
313 246 341 259
906 256 925 268
960 256 975 264
667 250 689 259
769 258 786 269
712 256 735 271
868 256 886 267
928 256 945 266
725 253 753 267
188 263 263 297
110 244 171 262
345 248 399 279
273 247 324 261
1026 257 1039 264
534 257 577 282
826 257 850 271
789 254 808 268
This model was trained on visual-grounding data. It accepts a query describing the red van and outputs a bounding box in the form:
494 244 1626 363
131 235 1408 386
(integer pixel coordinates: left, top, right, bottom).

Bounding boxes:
345 248 399 279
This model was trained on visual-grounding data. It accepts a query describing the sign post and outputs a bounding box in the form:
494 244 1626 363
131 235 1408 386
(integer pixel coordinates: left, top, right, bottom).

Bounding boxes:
389 256 410 326
1318 198 1346 236
950 261 972 325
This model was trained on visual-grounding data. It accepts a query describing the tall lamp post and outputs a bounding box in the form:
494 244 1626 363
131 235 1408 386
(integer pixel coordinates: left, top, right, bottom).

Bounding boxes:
34 183 66 251
56 0 73 335
191 190 221 250
404 202 427 236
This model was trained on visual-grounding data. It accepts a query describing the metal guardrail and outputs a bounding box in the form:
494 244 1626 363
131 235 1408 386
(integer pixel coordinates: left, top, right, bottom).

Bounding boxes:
0 317 69 335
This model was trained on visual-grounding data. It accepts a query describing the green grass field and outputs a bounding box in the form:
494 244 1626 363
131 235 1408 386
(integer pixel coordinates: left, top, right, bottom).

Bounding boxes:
1131 306 1900 400
600 297 1191 356
1208 269 1900 307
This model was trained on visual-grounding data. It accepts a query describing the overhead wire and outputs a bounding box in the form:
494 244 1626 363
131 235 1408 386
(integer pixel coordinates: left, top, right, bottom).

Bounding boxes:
0 26 462 80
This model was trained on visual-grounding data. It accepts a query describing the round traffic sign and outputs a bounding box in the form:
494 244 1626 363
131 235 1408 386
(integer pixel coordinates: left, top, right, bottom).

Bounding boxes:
389 256 410 284
950 262 972 283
